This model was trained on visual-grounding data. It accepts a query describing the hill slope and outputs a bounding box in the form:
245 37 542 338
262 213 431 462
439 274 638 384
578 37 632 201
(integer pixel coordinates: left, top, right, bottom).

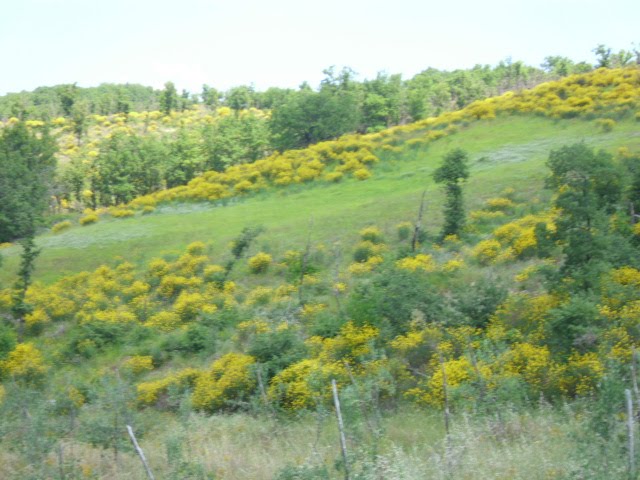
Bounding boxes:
1 114 637 284
1 69 640 479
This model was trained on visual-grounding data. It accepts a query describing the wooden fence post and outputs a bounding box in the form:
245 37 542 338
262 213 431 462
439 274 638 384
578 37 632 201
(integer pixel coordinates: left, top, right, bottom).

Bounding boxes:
126 425 155 480
332 379 350 480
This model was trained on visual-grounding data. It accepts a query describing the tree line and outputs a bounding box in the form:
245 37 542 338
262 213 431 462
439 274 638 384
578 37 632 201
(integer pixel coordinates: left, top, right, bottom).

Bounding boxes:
3 44 638 139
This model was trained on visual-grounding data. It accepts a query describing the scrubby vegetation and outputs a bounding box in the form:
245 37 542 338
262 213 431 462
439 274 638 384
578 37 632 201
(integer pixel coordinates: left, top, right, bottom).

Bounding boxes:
1 61 640 478
4 66 638 234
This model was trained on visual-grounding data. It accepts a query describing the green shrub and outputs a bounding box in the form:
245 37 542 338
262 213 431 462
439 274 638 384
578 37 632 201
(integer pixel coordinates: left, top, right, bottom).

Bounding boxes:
347 266 444 337
595 118 615 132
0 323 17 361
353 241 375 263
248 329 308 379
396 221 413 241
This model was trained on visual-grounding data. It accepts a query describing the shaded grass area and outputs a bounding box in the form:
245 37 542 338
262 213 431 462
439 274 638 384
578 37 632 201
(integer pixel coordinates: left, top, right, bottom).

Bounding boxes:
1 115 638 284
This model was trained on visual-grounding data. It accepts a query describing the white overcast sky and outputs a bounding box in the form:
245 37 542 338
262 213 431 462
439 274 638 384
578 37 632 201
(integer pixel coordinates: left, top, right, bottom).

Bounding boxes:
0 0 638 95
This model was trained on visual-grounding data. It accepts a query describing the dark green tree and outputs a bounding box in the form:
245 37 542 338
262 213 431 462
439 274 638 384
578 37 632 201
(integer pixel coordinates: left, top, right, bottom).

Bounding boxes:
362 72 405 131
92 133 166 205
269 70 361 151
433 148 470 238
160 81 178 115
12 234 41 341
546 143 624 291
225 85 255 112
71 99 89 142
202 112 271 171
201 84 221 108
58 83 78 117
164 129 206 187
542 56 576 77
0 122 57 243
593 44 612 68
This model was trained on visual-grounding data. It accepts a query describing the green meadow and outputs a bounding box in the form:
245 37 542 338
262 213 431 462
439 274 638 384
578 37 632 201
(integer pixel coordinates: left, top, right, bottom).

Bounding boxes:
2 115 637 284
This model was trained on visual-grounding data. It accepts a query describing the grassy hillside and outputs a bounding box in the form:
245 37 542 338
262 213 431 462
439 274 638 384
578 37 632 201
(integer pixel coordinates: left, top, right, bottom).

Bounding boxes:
1 69 640 479
1 114 637 284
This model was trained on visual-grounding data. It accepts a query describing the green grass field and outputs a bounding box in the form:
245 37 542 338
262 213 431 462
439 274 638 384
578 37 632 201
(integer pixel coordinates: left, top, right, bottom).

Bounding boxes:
1 115 638 284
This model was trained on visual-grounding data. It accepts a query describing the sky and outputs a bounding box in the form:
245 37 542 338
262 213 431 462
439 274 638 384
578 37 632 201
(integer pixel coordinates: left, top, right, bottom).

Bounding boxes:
0 0 638 95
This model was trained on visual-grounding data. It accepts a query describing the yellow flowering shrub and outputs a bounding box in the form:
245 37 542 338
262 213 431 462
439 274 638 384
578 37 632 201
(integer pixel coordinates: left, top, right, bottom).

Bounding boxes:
137 368 201 406
472 239 502 264
268 359 323 410
123 355 154 374
390 325 443 369
324 171 343 182
469 210 506 222
396 254 436 273
514 264 538 282
301 303 327 318
24 308 50 331
441 257 465 272
333 282 348 294
147 258 170 278
91 308 138 324
237 319 270 339
1 343 48 382
609 266 640 288
481 211 557 261
268 358 346 410
485 197 516 211
174 253 209 277
353 168 372 180
301 273 320 285
158 275 202 298
360 226 384 243
110 208 135 218
120 280 149 299
248 252 272 274
145 311 182 331
191 353 256 412
411 356 491 407
348 255 384 275
274 283 297 301
490 293 560 342
51 220 72 233
203 264 226 282
244 286 273 306
601 327 633 361
67 386 85 409
309 322 379 364
559 352 605 396
79 214 99 226
186 241 207 255
173 291 216 321
500 343 555 391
